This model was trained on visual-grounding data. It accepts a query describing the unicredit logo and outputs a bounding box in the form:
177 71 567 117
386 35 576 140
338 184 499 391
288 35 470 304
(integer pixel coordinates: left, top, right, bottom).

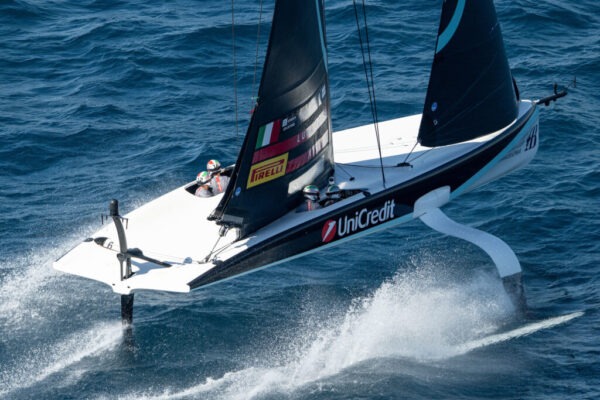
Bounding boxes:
321 200 396 243
322 219 337 243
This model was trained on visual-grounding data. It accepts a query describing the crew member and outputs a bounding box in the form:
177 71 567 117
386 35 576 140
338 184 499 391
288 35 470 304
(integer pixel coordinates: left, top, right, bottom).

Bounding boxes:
206 159 230 194
323 184 342 206
297 185 322 212
195 171 213 197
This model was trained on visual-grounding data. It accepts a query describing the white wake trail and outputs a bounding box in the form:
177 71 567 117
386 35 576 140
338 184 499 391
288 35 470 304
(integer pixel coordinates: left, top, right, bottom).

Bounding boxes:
0 322 123 397
114 266 525 400
0 226 101 329
0 249 61 327
454 311 584 356
0 226 122 397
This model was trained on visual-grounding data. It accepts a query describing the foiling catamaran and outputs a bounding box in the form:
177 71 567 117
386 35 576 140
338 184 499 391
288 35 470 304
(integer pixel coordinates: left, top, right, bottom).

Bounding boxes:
54 0 568 324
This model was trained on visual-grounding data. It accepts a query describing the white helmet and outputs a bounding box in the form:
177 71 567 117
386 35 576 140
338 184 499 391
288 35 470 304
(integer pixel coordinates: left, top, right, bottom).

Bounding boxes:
196 171 210 185
207 159 221 172
326 184 341 200
303 185 320 202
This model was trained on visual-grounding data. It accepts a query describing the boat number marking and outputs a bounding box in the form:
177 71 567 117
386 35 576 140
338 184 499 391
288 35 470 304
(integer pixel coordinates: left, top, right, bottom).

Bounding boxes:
525 124 538 151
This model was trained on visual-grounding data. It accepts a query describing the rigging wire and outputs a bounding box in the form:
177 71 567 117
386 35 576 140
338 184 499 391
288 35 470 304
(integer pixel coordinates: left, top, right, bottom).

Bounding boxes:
251 0 264 110
335 163 356 181
353 0 386 188
203 235 223 263
338 145 434 169
231 0 240 136
401 141 418 165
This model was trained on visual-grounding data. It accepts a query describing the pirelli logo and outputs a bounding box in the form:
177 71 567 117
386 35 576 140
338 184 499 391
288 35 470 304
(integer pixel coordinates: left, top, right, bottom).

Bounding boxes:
247 153 289 189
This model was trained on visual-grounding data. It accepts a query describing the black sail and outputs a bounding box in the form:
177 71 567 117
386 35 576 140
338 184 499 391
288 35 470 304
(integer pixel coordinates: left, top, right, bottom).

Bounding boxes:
212 0 333 237
418 0 518 147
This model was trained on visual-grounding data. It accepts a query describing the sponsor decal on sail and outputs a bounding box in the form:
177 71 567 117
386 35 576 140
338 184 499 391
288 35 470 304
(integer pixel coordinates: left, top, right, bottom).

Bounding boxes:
297 84 325 124
321 200 396 243
247 153 289 189
252 110 328 164
286 131 329 173
282 115 297 131
256 120 282 149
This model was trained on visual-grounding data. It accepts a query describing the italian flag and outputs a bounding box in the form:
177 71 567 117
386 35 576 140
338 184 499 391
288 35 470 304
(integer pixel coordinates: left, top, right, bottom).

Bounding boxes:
256 120 281 149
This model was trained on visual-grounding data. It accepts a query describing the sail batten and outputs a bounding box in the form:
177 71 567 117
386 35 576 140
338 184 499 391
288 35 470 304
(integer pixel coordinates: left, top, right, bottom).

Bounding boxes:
212 0 333 237
419 0 518 147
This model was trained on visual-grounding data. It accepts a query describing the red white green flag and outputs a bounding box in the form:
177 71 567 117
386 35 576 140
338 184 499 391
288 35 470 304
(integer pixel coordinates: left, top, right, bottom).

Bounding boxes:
255 119 281 149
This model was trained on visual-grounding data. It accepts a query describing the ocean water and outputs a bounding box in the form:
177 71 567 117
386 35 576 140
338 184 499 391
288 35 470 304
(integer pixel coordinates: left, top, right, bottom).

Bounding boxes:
1 0 599 399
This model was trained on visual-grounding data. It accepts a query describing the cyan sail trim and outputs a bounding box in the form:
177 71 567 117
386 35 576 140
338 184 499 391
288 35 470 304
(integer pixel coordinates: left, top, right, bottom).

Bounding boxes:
436 0 466 54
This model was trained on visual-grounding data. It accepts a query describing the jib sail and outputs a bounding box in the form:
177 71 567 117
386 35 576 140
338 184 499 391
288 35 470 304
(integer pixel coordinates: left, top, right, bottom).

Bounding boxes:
211 0 333 237
418 0 519 147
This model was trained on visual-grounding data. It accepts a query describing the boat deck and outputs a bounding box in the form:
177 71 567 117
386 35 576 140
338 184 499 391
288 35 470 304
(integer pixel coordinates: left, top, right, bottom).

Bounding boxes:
54 102 537 294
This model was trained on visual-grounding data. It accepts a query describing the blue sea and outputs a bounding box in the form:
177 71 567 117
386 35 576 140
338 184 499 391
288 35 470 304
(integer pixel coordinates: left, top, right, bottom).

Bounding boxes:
1 0 598 399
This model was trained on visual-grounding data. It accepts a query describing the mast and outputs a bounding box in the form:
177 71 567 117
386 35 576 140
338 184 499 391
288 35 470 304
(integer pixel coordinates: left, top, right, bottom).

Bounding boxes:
418 0 518 147
211 0 333 237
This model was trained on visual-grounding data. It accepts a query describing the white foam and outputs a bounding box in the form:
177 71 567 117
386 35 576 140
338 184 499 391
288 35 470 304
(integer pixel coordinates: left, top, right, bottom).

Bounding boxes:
454 311 584 356
0 227 99 328
113 264 521 400
0 249 61 326
0 322 122 397
0 225 121 397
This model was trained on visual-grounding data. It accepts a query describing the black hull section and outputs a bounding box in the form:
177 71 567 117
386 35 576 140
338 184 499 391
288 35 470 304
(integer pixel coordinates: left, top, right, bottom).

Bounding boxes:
189 107 535 289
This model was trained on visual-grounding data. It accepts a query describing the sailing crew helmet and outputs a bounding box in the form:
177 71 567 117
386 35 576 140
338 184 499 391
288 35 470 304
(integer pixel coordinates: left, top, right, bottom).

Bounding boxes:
326 184 341 200
207 159 221 172
303 185 320 202
196 171 211 185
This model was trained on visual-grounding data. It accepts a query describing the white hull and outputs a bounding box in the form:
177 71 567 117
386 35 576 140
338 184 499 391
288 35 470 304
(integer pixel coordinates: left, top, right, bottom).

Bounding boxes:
54 101 539 294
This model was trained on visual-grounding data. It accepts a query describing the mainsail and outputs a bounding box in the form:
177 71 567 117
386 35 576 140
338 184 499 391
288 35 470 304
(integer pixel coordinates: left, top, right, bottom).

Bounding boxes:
211 0 333 237
418 0 518 147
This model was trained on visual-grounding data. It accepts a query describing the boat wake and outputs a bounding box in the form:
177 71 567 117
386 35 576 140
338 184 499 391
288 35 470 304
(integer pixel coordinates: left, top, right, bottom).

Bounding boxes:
2 235 580 400
0 228 123 398
0 228 102 330
0 248 63 329
0 321 122 397
455 311 583 356
113 262 573 400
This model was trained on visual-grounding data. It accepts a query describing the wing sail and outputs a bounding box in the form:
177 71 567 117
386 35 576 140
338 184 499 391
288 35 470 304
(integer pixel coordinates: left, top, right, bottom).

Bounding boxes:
418 0 518 147
211 0 334 237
